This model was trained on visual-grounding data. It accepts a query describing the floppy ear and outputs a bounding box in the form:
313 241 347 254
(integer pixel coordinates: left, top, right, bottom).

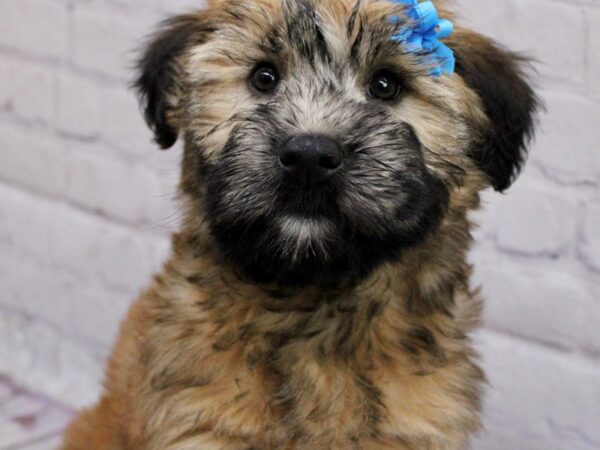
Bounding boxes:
135 14 213 149
447 30 539 191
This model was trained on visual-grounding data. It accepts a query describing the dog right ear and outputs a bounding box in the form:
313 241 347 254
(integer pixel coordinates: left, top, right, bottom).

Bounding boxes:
446 29 539 192
135 14 213 149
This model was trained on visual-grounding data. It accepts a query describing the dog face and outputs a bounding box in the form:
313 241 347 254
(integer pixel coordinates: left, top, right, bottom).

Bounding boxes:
136 0 537 286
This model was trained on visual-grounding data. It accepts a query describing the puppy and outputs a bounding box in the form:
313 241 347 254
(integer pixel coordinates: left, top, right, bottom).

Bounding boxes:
62 0 537 448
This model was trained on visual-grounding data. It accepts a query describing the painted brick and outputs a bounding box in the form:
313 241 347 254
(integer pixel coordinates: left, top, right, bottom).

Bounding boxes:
100 85 155 157
531 91 600 183
156 0 208 14
0 243 131 348
0 386 71 447
0 307 104 409
579 201 600 273
19 436 66 450
70 6 159 81
0 186 54 259
64 148 173 226
109 0 205 13
452 0 507 39
587 9 600 98
89 223 165 290
501 0 586 83
0 60 55 123
0 126 65 196
8 61 55 124
495 174 580 256
0 64 10 109
474 331 600 450
57 73 103 139
477 261 600 354
0 185 169 295
0 0 68 60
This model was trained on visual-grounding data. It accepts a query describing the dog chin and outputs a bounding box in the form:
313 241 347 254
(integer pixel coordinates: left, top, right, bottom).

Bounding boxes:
276 215 335 260
208 209 413 287
209 213 346 286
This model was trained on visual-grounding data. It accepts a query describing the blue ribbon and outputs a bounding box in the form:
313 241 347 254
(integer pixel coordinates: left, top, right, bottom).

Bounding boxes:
390 0 455 76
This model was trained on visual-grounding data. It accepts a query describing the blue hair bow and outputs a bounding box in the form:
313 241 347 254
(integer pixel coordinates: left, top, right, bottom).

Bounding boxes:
390 0 455 76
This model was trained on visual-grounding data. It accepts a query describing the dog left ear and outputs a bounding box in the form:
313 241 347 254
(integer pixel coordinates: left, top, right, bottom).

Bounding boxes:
447 30 539 192
135 14 213 150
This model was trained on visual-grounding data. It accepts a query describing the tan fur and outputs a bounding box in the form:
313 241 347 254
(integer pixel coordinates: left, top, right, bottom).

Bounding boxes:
60 1 527 449
63 200 485 449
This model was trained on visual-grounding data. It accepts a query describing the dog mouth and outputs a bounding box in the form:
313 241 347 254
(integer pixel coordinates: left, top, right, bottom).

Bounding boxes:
205 183 447 286
275 180 340 217
202 121 450 286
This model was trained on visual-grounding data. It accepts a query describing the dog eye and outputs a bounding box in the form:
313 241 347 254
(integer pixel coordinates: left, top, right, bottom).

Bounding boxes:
367 70 402 101
250 63 280 93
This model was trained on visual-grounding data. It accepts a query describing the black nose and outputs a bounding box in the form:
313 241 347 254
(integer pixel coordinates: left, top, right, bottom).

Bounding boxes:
278 135 343 185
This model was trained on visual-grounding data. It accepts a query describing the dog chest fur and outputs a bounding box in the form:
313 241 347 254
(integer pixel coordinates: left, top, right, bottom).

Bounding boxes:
63 189 485 449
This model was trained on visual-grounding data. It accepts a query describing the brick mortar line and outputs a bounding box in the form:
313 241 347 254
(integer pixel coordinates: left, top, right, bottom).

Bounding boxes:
0 112 180 173
0 237 146 297
489 233 600 279
4 433 66 450
483 322 600 363
0 302 111 363
0 176 176 238
478 328 600 370
544 0 600 9
0 44 132 88
530 161 600 189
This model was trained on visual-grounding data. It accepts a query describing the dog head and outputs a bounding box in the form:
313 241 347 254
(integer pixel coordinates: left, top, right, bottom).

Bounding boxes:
135 0 537 286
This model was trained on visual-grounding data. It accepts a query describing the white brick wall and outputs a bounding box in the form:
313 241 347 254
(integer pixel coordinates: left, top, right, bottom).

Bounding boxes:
0 1 598 449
